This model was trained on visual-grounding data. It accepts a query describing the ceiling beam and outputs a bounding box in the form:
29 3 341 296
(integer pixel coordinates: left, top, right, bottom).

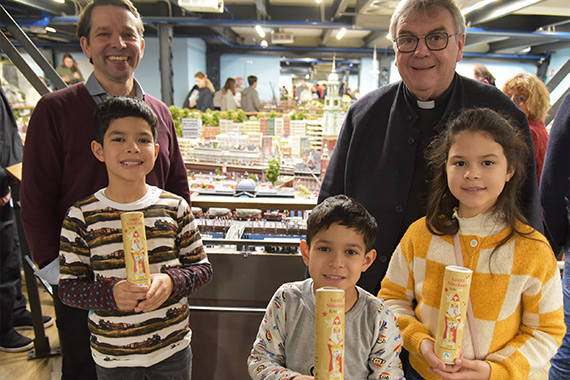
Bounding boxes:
320 29 334 46
488 37 557 53
254 0 268 20
210 26 240 46
9 0 71 14
332 0 352 20
531 40 570 54
355 0 376 14
466 0 544 25
364 31 387 48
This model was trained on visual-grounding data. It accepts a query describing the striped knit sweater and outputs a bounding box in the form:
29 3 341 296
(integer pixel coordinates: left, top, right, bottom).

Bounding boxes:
59 186 212 368
379 212 565 380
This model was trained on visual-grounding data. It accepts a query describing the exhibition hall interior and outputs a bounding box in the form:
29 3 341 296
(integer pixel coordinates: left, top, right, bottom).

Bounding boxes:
1 0 569 378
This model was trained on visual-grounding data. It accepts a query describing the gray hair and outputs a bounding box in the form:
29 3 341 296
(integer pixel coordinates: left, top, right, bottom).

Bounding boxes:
389 0 466 39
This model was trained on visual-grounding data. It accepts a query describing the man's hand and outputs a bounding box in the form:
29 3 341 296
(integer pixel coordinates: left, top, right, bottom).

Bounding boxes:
135 273 173 313
113 280 149 311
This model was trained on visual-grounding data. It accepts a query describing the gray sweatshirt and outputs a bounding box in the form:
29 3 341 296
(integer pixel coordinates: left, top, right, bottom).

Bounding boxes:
248 279 405 379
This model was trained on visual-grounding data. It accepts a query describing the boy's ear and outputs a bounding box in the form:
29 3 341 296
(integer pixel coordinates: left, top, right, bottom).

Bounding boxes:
154 143 160 159
361 249 376 272
300 240 310 266
91 140 105 163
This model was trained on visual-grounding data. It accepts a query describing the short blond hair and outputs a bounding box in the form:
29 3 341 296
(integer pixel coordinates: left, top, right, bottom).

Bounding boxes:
502 73 550 122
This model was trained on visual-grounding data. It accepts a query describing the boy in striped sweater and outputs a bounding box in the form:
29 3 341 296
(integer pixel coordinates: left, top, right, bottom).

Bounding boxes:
58 96 211 379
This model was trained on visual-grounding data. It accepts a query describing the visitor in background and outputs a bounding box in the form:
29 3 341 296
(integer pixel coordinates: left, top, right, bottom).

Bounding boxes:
1 83 54 354
295 78 309 101
473 64 495 86
503 72 550 184
184 71 214 111
219 77 238 111
56 53 84 85
241 75 262 112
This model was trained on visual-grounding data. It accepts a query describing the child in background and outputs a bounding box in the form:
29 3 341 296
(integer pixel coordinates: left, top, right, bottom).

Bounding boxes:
248 194 404 379
58 97 212 379
379 108 565 380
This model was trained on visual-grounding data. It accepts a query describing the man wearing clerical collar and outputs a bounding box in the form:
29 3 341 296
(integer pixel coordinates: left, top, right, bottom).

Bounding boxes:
318 0 541 297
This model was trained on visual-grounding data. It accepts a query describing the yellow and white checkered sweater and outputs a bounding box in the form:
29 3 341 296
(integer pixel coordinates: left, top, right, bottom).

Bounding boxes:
379 212 565 380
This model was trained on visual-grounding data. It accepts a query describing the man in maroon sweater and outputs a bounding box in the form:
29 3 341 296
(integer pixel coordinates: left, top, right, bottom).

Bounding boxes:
20 1 189 379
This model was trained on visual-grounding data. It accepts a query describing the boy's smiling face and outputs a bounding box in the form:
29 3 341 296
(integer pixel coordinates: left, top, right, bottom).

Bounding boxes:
91 116 158 189
301 222 376 310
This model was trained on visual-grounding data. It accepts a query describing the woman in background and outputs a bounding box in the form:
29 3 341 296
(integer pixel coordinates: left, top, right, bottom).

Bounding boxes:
219 78 237 111
56 53 84 85
184 72 215 111
502 73 550 184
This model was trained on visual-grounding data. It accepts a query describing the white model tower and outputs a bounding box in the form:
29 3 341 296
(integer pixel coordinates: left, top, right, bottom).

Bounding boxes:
322 55 342 152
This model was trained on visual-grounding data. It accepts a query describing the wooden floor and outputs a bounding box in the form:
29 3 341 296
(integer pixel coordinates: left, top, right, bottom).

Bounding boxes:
0 277 553 380
0 283 61 380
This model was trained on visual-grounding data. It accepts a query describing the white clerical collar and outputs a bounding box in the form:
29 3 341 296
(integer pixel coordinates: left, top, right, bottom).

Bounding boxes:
417 99 435 109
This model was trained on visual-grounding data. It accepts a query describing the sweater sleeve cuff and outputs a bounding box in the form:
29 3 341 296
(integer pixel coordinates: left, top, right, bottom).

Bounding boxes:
488 361 510 380
409 333 434 355
100 279 120 310
164 264 213 298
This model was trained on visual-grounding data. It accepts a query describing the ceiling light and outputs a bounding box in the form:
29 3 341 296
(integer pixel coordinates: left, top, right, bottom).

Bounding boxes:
462 0 496 15
53 0 65 3
336 27 347 40
45 26 57 33
255 25 265 38
315 0 323 3
260 39 269 48
518 46 531 54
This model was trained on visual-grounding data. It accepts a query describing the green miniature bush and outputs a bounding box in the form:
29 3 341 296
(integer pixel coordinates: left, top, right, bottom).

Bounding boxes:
265 159 280 184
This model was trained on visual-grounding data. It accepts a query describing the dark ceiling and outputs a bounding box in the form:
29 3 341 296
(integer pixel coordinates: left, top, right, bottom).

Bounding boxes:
1 0 570 77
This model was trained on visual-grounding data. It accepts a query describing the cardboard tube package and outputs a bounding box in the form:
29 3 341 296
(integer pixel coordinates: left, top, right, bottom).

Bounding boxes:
434 265 473 364
121 211 151 286
315 287 344 380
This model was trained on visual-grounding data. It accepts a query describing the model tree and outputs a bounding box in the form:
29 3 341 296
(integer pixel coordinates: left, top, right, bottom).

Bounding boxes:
265 159 280 184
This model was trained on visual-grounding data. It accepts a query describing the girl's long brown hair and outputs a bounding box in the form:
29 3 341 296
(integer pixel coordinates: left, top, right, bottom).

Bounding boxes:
425 108 532 251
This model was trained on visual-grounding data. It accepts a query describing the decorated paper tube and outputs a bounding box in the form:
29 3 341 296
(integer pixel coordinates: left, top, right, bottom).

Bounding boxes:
315 287 345 380
434 265 473 364
121 211 151 286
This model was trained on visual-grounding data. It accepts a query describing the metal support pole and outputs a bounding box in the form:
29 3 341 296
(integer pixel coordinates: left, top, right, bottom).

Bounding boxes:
158 23 173 106
0 30 50 96
11 182 60 359
0 5 66 91
546 57 570 93
206 45 222 91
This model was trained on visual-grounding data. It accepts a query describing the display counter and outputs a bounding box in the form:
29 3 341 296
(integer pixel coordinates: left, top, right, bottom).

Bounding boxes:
189 195 313 379
191 193 316 212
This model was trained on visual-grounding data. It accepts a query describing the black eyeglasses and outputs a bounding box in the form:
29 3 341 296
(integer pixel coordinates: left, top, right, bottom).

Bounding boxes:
394 32 458 53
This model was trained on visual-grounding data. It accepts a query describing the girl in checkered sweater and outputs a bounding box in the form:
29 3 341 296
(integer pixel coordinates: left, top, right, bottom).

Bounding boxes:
379 108 565 380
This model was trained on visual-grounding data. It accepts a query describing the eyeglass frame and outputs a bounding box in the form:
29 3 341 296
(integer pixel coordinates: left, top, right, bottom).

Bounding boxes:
393 32 460 53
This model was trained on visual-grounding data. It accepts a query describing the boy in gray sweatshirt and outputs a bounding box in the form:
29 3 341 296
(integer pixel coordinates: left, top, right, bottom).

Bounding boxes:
248 195 404 379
